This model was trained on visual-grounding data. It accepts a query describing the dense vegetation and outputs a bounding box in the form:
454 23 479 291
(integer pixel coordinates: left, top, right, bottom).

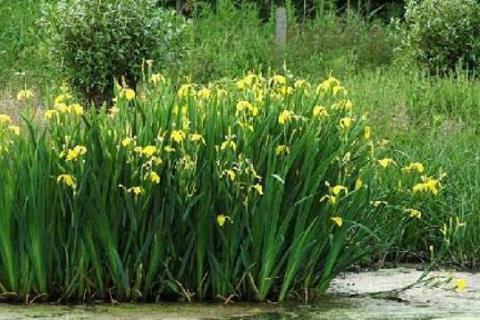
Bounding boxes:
1 73 437 302
0 0 479 302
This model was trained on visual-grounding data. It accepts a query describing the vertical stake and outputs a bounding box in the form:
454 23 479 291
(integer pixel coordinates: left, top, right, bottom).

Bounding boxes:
275 6 287 61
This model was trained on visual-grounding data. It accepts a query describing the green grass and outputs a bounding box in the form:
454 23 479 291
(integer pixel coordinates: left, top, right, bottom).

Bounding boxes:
345 68 480 266
0 0 56 91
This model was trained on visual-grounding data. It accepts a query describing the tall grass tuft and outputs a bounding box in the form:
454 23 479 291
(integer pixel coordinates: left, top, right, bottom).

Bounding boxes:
0 72 434 302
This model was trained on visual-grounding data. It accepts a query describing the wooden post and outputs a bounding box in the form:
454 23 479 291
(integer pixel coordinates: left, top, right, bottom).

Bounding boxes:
275 6 287 60
176 0 182 14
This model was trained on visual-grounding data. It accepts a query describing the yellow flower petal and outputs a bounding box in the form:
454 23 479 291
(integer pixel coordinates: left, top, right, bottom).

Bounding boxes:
278 110 294 125
121 137 134 147
331 216 343 227
275 145 290 156
332 185 348 196
225 169 236 181
0 114 12 124
312 105 329 118
127 186 144 196
354 178 363 190
17 89 33 101
364 126 372 139
57 174 77 190
453 278 467 292
378 158 395 168
339 117 353 130
405 208 422 219
124 88 136 101
142 145 157 157
147 171 160 184
252 183 264 195
171 130 186 144
216 214 232 227
402 162 425 174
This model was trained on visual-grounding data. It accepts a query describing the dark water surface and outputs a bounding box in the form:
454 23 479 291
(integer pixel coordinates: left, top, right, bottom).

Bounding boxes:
0 295 479 320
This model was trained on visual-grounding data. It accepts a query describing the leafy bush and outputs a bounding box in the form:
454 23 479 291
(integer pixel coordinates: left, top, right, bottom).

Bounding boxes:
1 72 436 302
400 0 480 74
43 0 187 106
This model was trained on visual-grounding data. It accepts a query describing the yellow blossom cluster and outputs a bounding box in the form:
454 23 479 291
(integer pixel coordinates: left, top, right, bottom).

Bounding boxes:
44 92 84 120
14 71 442 235
413 176 441 196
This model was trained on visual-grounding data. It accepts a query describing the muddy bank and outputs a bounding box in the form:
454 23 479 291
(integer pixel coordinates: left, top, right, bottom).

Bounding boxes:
330 267 480 307
0 268 479 319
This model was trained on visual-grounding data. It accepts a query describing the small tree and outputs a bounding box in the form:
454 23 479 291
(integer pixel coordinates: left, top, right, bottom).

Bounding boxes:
44 0 187 106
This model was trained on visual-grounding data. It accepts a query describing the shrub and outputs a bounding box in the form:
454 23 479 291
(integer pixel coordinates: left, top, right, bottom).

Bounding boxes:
400 0 480 74
43 0 187 106
1 72 437 302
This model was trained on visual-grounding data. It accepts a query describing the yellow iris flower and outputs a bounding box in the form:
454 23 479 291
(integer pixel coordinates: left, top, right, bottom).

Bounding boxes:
197 88 211 100
9 125 20 135
225 169 236 181
57 174 77 190
378 158 395 168
332 185 348 196
216 214 232 227
124 88 136 101
0 114 12 124
171 130 186 144
275 145 290 156
405 208 422 219
150 73 165 84
312 105 329 118
252 184 264 195
65 145 87 162
331 217 343 227
403 162 425 174
121 137 134 147
142 145 157 157
453 278 467 292
413 177 440 196
278 110 294 125
127 186 144 196
147 172 161 184
339 117 353 130
354 178 363 190
17 89 33 101
364 126 372 139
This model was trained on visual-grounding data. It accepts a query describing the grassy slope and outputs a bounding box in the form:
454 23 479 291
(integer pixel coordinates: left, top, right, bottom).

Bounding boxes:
347 69 480 266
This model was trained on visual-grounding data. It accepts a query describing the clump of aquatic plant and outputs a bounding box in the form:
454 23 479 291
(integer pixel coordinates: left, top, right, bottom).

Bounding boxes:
0 73 438 302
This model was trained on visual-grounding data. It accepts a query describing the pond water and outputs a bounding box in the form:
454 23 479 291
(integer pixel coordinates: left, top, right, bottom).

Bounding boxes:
1 268 479 320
